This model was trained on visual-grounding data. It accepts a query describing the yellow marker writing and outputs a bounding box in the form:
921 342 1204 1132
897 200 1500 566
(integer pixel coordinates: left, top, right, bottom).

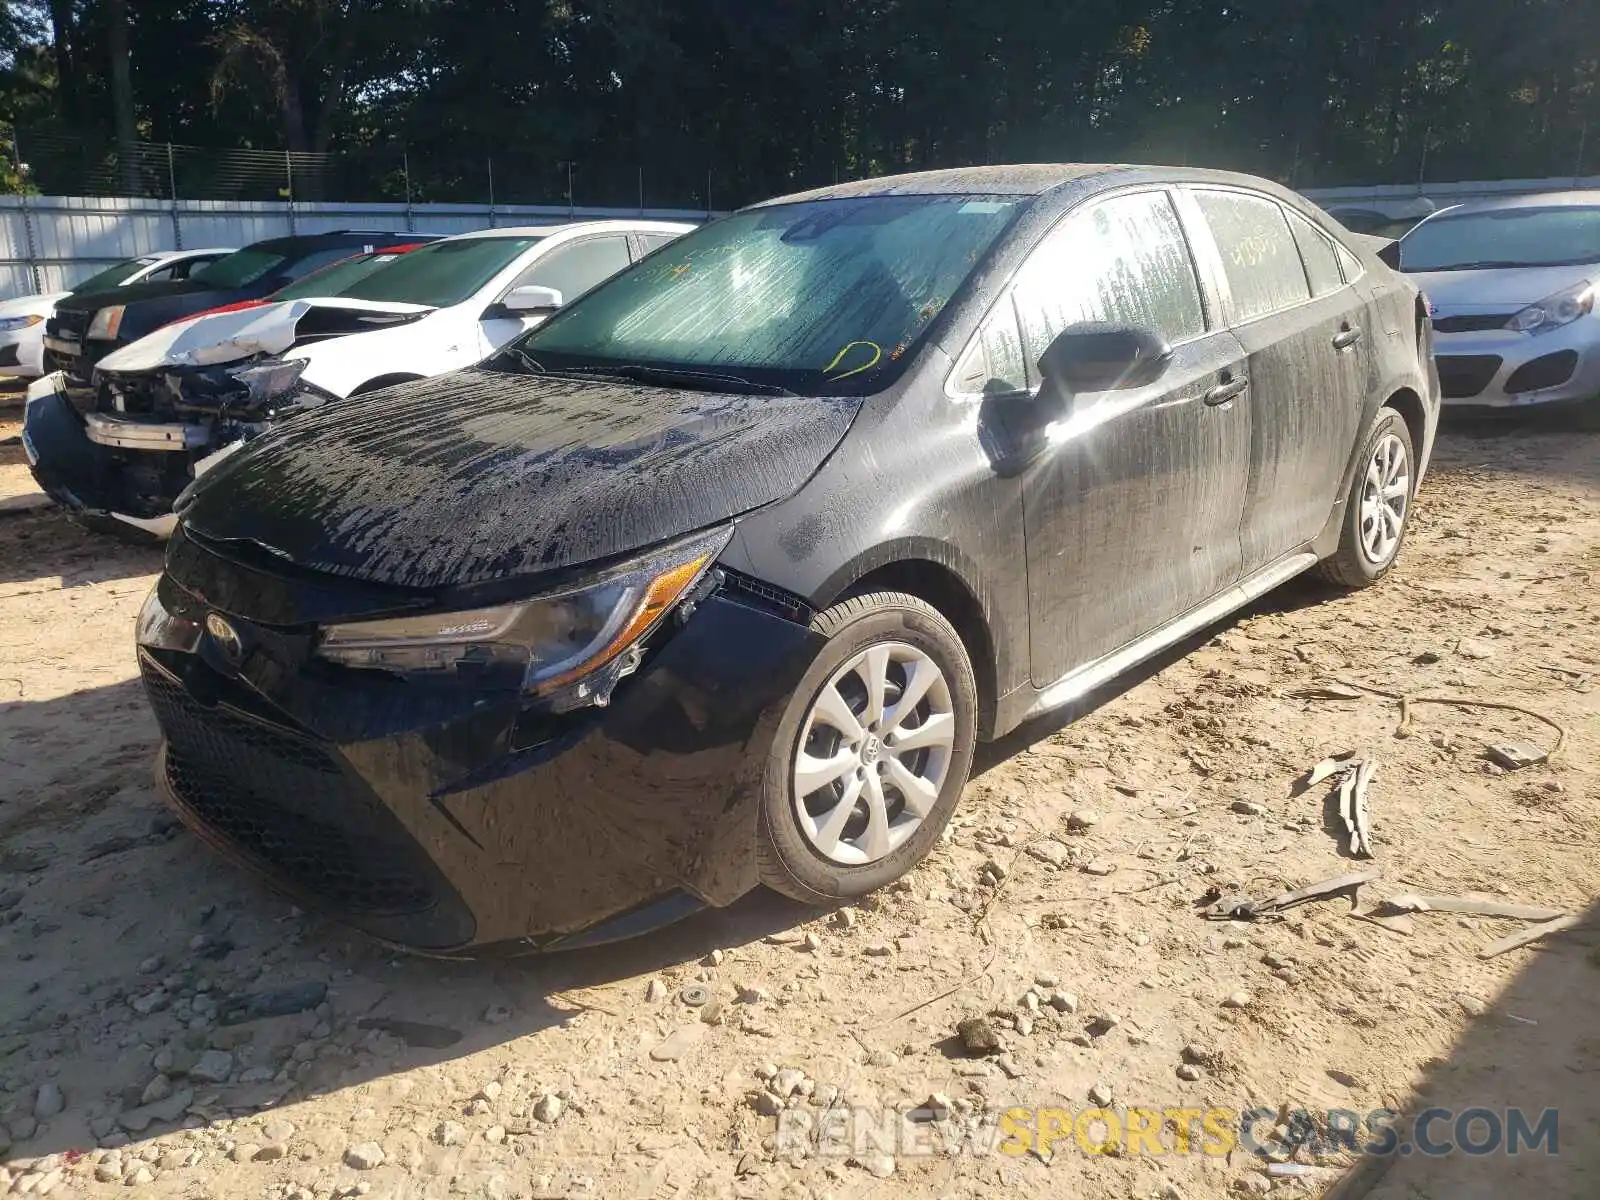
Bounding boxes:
824 340 882 380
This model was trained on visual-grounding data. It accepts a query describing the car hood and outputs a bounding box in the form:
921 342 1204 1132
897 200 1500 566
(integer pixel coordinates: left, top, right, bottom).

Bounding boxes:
1409 264 1597 311
0 292 68 318
98 298 434 373
177 367 860 590
54 279 261 343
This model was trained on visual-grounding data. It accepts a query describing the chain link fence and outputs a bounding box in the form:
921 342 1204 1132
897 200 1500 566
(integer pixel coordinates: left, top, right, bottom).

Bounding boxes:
1 126 802 212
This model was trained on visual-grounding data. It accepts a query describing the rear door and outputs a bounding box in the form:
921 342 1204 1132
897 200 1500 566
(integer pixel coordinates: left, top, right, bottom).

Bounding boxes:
1003 189 1251 686
1185 189 1371 575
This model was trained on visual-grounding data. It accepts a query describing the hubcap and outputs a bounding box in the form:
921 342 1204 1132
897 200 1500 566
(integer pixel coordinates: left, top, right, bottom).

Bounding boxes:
1358 433 1410 566
792 641 956 866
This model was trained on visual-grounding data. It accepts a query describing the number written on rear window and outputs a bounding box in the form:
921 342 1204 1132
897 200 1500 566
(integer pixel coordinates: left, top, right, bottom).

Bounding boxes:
1193 190 1312 322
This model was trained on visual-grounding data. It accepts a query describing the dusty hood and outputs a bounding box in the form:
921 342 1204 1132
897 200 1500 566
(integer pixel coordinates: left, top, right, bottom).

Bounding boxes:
98 298 432 373
177 368 860 590
1410 264 1597 312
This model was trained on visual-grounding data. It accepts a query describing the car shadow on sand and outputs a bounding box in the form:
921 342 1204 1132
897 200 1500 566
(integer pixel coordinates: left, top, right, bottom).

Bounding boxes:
0 506 163 592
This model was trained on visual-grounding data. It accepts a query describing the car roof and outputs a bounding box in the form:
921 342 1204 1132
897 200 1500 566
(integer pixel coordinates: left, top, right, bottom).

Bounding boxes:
446 220 695 240
1426 190 1600 217
754 164 1130 207
146 247 236 261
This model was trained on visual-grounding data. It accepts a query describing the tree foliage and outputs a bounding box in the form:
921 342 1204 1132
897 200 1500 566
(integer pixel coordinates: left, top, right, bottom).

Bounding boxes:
2 0 1597 204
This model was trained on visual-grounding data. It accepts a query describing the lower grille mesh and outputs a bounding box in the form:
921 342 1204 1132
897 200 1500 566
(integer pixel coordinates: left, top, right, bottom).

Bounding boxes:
142 656 438 915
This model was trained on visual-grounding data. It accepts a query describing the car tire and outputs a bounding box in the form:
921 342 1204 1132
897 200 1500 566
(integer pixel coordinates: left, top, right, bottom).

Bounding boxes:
1316 405 1416 588
757 590 978 905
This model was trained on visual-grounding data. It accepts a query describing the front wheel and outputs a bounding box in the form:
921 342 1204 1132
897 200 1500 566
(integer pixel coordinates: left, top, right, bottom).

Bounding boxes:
757 591 978 904
1316 406 1416 588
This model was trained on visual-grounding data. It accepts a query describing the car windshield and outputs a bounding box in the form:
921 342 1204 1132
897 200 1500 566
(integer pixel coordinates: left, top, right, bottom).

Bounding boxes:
492 194 1025 395
190 246 290 288
330 236 544 308
1400 206 1600 271
70 257 158 293
270 250 418 301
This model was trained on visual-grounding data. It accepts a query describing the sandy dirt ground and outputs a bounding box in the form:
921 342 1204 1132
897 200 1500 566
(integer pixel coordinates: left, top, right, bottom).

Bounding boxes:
0 404 1596 1200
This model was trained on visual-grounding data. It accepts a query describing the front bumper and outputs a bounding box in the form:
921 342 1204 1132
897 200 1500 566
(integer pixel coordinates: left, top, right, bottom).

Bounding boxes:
0 325 44 377
138 562 823 955
21 374 206 537
1433 317 1600 408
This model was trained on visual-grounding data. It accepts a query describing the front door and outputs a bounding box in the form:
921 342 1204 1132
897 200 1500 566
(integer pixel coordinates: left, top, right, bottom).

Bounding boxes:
1005 189 1253 687
1186 189 1373 574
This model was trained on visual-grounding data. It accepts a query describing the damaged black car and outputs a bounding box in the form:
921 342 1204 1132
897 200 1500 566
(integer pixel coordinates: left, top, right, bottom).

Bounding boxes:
138 165 1439 954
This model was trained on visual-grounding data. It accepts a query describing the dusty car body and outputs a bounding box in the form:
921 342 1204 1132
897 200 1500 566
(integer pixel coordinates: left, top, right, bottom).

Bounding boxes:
137 165 1439 955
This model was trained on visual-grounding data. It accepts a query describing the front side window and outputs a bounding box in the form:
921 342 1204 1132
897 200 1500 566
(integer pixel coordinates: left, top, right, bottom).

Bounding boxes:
510 236 631 303
1399 206 1600 271
1287 210 1345 298
1011 190 1207 363
1194 190 1313 322
496 194 1024 395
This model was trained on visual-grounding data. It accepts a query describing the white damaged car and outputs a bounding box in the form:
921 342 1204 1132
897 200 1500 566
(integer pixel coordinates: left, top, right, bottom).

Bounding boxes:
22 221 691 537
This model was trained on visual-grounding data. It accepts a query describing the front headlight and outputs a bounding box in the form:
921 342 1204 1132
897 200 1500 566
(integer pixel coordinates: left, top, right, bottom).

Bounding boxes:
1506 281 1594 334
0 314 42 333
136 583 201 652
229 358 308 405
87 305 127 340
313 527 730 704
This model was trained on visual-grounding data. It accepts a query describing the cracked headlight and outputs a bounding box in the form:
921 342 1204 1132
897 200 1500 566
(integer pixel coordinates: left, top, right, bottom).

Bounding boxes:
87 305 126 340
314 527 730 702
1506 281 1594 334
229 358 308 404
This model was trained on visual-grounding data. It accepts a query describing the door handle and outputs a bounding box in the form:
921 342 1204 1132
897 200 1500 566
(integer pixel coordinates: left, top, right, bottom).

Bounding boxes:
1204 377 1249 406
1333 326 1364 350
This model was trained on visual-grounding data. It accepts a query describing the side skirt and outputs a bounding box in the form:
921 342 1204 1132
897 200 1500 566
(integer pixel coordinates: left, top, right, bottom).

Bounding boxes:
1015 549 1319 725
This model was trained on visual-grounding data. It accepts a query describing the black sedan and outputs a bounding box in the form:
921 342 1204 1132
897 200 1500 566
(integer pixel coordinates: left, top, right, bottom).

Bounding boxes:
137 165 1439 954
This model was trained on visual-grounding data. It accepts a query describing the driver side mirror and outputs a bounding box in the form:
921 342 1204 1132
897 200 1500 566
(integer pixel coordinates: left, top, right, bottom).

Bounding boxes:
1037 323 1173 395
502 285 564 314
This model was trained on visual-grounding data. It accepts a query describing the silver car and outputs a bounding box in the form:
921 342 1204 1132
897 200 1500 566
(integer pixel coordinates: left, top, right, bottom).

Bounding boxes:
1400 191 1600 408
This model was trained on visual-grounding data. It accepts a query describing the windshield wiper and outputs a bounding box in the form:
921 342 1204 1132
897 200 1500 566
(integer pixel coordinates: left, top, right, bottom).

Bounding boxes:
490 346 547 375
1418 260 1545 272
561 363 796 397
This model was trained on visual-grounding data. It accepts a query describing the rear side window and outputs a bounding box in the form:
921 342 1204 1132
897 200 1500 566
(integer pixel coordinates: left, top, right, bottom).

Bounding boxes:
516 236 633 305
1286 211 1344 298
1011 190 1207 361
1194 190 1312 322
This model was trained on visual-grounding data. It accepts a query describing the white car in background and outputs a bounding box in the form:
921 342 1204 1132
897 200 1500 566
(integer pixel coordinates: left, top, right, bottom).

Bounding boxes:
96 221 692 396
23 221 692 538
0 248 234 378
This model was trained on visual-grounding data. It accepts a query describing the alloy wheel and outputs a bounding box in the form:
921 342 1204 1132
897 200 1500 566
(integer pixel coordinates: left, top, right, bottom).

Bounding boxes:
792 641 956 866
1358 432 1410 566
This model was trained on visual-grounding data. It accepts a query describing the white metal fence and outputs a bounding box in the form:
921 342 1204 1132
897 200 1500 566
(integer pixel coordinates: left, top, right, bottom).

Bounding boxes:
1303 174 1600 218
0 195 715 298
7 173 1600 299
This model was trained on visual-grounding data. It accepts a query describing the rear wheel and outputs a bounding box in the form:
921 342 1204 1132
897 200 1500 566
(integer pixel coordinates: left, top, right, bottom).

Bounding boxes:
757 591 977 904
1316 405 1415 588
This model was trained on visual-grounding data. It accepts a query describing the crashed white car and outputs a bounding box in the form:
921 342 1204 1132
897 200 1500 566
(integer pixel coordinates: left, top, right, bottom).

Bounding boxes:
0 248 233 378
21 221 691 537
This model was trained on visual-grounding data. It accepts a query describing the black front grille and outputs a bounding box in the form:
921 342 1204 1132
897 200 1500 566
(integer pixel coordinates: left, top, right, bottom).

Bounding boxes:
1436 354 1503 398
47 309 88 339
141 655 439 915
1505 350 1580 394
1432 314 1513 333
